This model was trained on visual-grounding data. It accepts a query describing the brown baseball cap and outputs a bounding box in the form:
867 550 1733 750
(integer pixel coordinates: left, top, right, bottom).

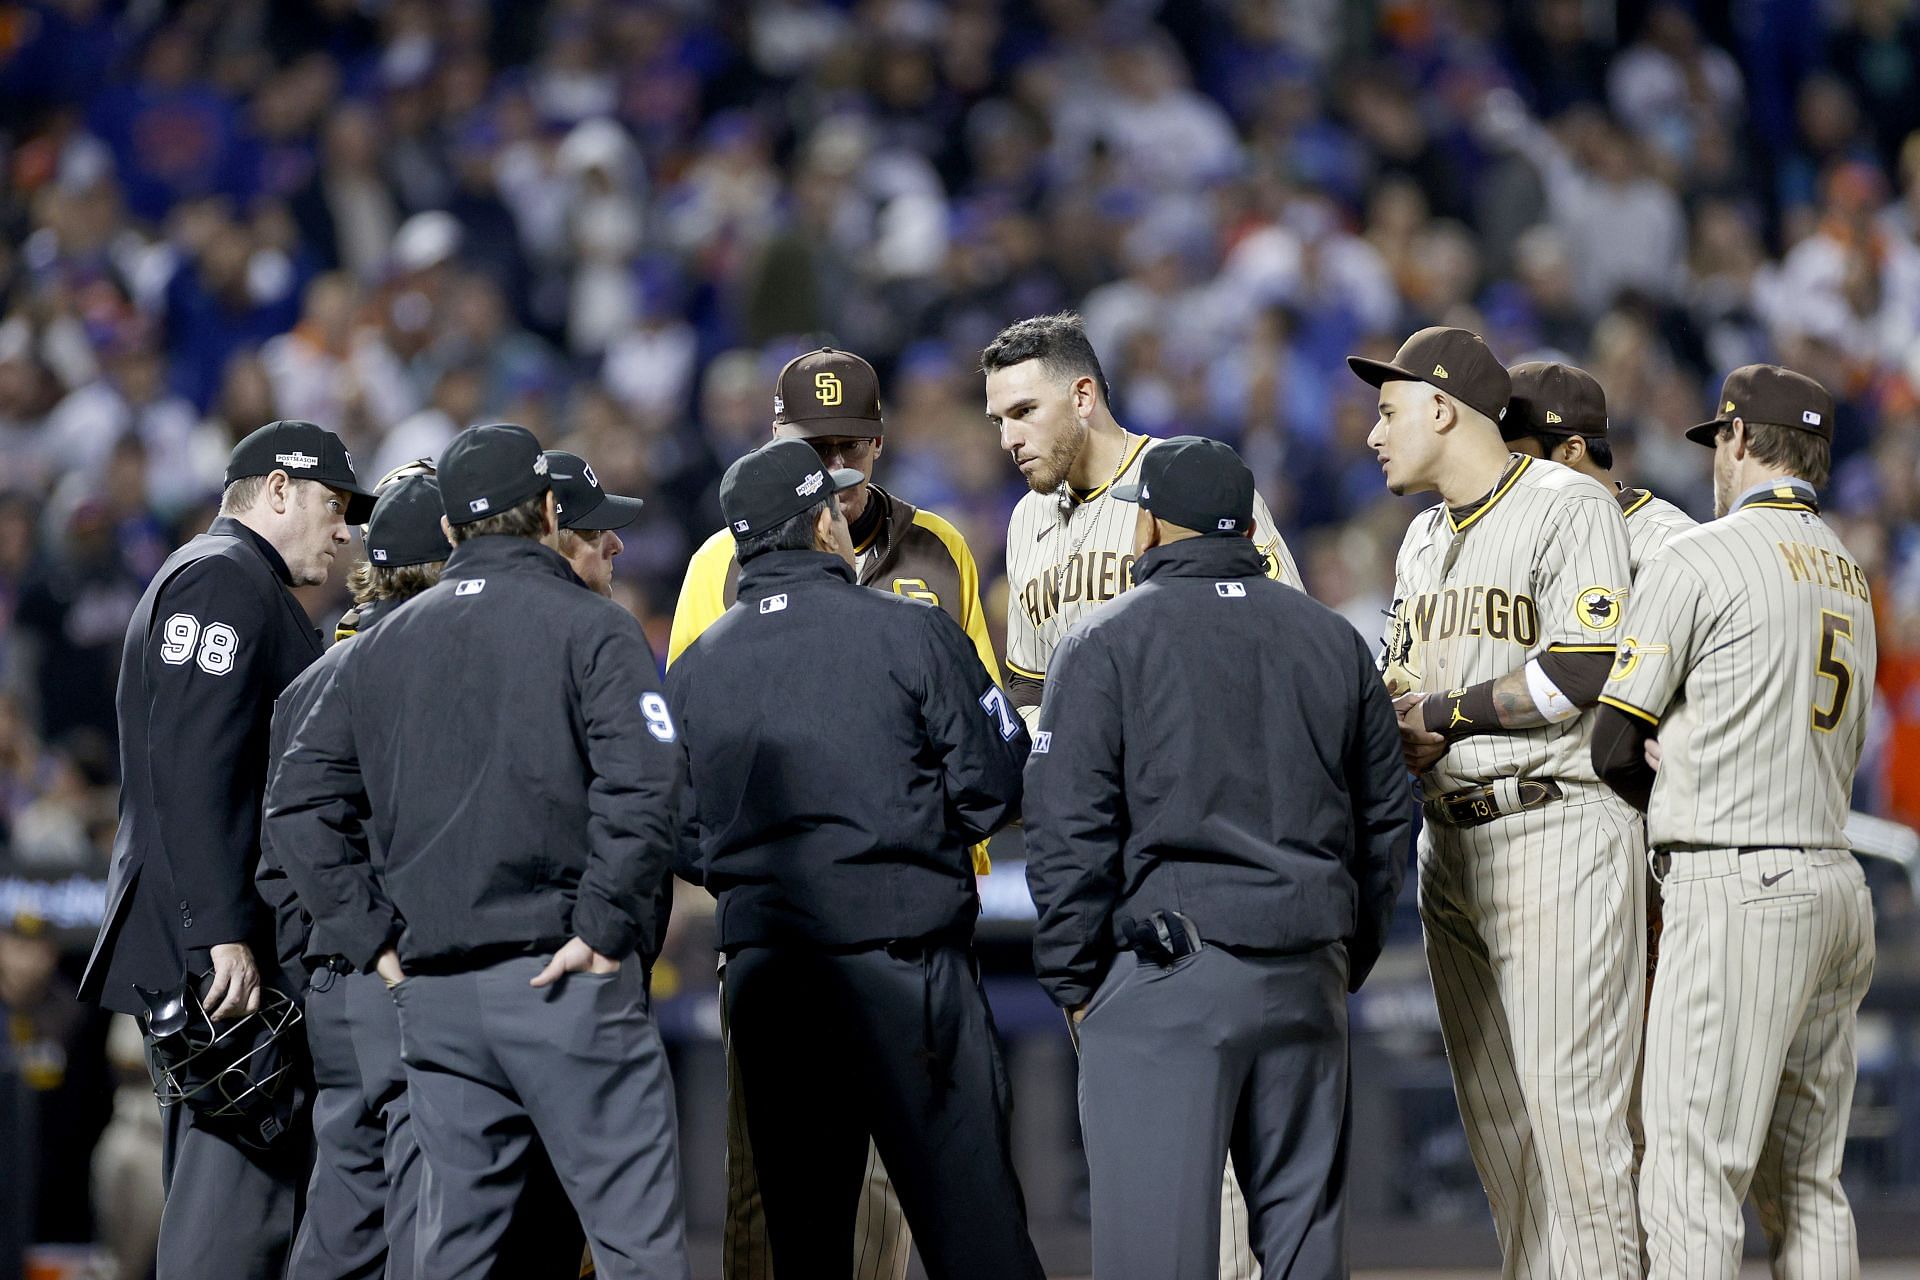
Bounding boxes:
773 347 884 438
1503 361 1608 442
1348 326 1511 425
1685 364 1835 447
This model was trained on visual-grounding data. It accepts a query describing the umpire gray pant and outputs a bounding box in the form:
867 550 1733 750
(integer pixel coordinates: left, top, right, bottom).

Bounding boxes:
392 955 689 1280
290 968 420 1280
1077 943 1350 1280
153 1062 307 1280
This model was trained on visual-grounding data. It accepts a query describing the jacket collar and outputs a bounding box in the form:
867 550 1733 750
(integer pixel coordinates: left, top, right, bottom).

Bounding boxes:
857 483 920 577
210 515 295 586
737 549 858 598
443 534 583 584
1133 536 1268 584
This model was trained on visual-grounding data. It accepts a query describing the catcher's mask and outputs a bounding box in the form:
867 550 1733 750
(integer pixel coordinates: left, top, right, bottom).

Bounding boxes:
136 970 304 1153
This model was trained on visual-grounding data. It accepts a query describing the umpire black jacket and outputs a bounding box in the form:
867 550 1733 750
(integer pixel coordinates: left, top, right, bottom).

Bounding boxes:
255 598 393 976
81 517 325 1015
264 535 686 973
1024 537 1410 1010
665 549 1027 950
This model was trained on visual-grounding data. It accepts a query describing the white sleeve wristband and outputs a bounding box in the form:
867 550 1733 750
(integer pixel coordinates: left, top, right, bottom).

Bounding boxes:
1525 658 1580 724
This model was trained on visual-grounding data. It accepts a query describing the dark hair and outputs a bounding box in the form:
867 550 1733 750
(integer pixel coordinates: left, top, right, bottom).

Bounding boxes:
736 498 831 562
348 559 445 605
447 488 550 543
1530 432 1615 472
1719 421 1831 488
980 311 1111 403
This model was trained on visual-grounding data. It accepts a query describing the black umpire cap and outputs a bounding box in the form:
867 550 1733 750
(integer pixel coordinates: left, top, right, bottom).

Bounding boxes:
439 424 550 525
545 451 644 532
1685 365 1835 447
773 347 885 437
364 475 450 567
1112 436 1255 536
1503 361 1608 442
226 420 377 523
1348 327 1511 425
720 438 862 537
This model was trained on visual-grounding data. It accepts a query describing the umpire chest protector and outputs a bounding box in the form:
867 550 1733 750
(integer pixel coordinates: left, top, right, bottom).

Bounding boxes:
83 517 324 1014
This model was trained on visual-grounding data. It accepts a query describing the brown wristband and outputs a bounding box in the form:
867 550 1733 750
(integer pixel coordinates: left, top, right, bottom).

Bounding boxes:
1423 682 1501 743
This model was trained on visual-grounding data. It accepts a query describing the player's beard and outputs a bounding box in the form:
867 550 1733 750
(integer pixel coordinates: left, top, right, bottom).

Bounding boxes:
1712 444 1734 518
1025 418 1088 495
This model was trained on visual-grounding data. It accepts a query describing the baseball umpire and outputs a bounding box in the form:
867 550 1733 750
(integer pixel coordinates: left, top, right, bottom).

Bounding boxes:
266 424 691 1280
665 438 1043 1280
1024 437 1409 1280
548 448 645 598
1351 327 1644 1279
667 345 995 1280
1594 366 1877 1279
257 473 446 1280
80 419 374 1280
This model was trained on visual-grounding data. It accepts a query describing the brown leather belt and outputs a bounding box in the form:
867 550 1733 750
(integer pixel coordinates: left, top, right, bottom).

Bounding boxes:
1427 778 1564 829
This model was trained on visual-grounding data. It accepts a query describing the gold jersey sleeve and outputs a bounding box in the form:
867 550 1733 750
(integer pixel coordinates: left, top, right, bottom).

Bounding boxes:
665 526 739 669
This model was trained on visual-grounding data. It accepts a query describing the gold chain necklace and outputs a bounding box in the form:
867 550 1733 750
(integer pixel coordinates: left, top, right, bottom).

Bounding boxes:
1053 432 1136 561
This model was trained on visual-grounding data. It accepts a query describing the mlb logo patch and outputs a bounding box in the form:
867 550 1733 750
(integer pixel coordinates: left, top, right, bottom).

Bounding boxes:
372 549 388 562
1216 582 1247 597
733 520 750 533
1216 518 1236 531
469 497 490 514
760 594 788 614
455 579 486 596
1032 731 1051 754
1802 409 1823 426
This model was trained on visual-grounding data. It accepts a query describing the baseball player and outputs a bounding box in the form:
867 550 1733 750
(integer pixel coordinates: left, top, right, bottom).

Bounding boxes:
669 347 995 1280
80 419 374 1280
983 312 1303 1277
985 312 1302 733
1501 360 1697 575
1350 327 1644 1279
1593 365 1877 1280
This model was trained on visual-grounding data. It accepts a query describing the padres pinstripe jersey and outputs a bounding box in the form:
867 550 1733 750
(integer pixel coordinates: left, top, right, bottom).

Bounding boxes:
1381 454 1633 797
1004 435 1301 720
1599 483 1877 850
1617 486 1696 576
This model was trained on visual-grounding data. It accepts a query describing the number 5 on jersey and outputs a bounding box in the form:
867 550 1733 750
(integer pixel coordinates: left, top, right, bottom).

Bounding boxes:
159 612 240 676
1811 609 1854 733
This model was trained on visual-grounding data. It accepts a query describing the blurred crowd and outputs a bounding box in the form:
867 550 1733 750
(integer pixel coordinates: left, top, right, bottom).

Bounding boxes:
1 0 1919 1256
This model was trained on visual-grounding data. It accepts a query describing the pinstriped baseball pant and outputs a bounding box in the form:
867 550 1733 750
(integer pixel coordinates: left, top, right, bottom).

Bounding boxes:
1641 847 1873 1280
1419 791 1645 1280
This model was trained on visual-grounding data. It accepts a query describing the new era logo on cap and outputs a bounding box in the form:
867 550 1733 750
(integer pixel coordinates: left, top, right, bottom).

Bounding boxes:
276 451 319 469
1432 364 1449 378
1544 411 1562 424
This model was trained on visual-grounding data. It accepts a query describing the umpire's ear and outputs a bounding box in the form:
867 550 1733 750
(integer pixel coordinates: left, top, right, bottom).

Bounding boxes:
440 515 454 544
